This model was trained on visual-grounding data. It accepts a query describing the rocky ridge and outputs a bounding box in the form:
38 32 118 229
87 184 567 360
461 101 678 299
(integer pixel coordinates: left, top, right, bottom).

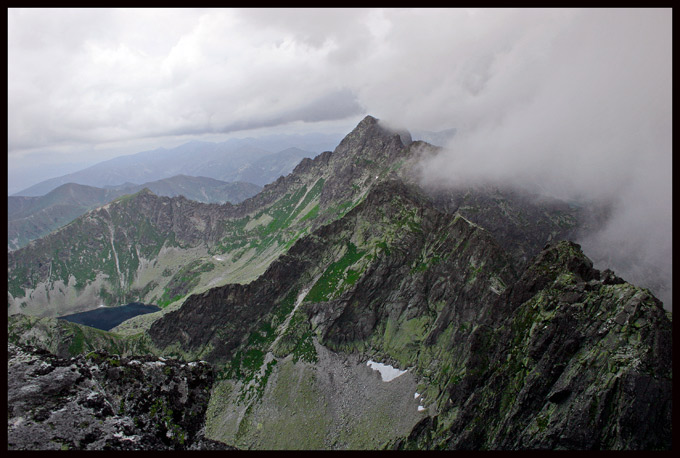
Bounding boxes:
7 116 412 317
8 177 262 252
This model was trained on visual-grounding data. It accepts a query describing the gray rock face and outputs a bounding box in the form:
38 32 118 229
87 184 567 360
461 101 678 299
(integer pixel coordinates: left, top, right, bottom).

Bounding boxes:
422 182 610 273
7 342 234 450
318 115 410 207
394 241 672 450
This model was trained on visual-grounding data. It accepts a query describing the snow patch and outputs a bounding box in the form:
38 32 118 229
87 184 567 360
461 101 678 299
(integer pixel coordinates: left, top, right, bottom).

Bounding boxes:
213 255 225 261
414 392 420 399
366 360 407 382
418 405 426 412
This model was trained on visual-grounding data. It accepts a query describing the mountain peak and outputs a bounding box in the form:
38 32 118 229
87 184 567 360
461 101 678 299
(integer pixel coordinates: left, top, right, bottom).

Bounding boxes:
351 114 411 142
332 115 412 161
357 114 379 127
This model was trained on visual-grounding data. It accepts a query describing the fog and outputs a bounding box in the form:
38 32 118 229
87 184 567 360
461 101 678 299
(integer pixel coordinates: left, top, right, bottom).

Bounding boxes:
415 9 671 308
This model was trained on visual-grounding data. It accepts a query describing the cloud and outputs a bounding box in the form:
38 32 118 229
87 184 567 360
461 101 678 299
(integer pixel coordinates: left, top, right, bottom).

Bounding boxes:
414 9 672 307
7 8 370 154
9 8 671 153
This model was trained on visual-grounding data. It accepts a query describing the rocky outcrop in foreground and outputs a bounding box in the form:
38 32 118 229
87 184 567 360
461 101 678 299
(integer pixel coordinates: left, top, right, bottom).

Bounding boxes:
7 342 235 450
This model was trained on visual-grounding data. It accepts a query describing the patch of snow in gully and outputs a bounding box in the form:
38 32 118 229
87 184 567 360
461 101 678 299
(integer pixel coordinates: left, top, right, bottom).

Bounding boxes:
366 360 407 382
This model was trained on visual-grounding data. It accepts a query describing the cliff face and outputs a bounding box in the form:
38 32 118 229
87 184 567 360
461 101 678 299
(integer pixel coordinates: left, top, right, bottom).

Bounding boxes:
148 178 517 363
395 241 672 450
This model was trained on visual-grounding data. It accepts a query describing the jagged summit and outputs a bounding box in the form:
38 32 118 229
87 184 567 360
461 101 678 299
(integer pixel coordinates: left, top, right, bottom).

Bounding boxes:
234 114 418 225
334 115 412 160
357 114 379 125
351 115 412 144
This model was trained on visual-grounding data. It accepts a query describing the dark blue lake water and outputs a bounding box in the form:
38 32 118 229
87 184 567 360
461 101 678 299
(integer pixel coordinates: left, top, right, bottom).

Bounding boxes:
58 302 161 331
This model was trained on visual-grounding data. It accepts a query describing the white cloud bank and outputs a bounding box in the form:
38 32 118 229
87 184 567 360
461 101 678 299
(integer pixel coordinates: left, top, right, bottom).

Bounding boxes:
414 9 671 308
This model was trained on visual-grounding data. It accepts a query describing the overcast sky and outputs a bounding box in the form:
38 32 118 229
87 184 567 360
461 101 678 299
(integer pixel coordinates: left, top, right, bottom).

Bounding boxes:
7 8 672 305
8 9 670 185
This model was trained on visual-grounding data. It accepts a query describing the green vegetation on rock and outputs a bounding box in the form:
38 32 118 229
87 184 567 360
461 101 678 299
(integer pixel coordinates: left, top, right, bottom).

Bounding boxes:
305 242 365 303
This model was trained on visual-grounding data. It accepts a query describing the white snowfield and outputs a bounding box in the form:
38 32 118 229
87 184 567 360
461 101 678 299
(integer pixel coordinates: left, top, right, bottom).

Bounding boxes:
366 360 407 382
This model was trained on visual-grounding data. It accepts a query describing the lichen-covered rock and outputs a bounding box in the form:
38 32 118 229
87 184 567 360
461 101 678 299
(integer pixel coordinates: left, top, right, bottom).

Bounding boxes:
394 241 672 450
7 342 235 450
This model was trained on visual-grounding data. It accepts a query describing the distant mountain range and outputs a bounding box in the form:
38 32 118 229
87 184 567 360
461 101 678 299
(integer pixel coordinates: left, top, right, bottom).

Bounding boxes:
8 133 346 250
101 175 261 204
8 176 261 251
12 132 344 197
